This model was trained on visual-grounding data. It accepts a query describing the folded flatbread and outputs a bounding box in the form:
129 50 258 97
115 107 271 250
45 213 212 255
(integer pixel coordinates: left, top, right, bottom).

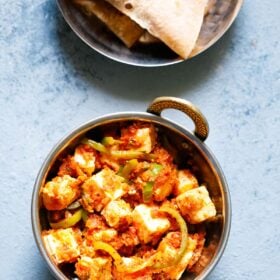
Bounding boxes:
74 0 144 47
139 31 160 44
105 0 208 58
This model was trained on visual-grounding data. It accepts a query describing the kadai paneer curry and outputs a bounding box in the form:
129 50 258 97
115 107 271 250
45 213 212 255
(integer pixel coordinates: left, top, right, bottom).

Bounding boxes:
41 122 217 279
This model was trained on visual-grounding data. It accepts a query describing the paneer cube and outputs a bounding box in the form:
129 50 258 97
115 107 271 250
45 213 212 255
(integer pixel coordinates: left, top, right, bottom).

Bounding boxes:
85 214 107 230
83 227 118 255
176 186 216 224
156 232 181 265
132 204 170 244
173 169 199 196
121 125 156 153
58 144 98 177
58 155 83 177
153 166 177 201
81 168 128 212
92 228 118 243
112 257 153 280
73 144 97 176
160 233 199 280
75 256 112 280
42 228 81 264
42 175 81 210
134 127 156 153
101 199 132 228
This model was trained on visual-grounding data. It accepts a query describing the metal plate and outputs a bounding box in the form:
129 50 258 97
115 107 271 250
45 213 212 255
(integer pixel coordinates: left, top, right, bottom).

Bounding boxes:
57 0 243 66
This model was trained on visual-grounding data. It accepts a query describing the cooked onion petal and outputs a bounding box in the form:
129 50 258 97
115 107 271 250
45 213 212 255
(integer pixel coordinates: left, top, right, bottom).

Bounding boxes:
121 159 138 179
81 209 89 223
82 138 107 153
93 241 150 273
150 163 163 175
93 241 123 264
101 136 122 146
67 200 81 210
153 206 188 268
110 150 154 160
82 138 154 160
143 182 153 203
50 209 83 229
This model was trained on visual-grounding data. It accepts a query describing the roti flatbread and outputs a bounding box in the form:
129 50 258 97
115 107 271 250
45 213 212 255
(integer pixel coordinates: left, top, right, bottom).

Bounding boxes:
105 0 208 58
74 0 144 48
139 31 160 44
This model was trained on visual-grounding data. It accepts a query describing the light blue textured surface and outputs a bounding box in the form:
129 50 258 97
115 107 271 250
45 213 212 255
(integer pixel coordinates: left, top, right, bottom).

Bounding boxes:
0 0 279 279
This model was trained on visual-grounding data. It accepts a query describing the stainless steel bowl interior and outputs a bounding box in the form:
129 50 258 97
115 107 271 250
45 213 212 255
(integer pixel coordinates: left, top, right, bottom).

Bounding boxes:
32 113 231 280
56 0 243 66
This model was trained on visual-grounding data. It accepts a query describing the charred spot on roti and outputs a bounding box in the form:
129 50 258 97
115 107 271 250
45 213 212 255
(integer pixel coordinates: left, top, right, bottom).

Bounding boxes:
125 2 133 9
